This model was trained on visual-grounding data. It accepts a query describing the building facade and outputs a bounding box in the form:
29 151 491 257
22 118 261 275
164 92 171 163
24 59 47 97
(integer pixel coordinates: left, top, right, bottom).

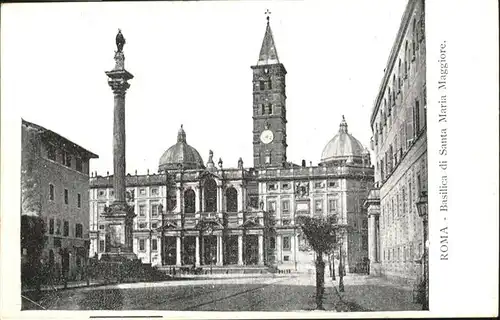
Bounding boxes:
89 19 374 273
365 0 427 283
21 119 98 281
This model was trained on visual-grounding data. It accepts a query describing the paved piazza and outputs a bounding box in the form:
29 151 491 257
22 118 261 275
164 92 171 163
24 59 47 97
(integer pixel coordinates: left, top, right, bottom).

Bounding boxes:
22 274 339 311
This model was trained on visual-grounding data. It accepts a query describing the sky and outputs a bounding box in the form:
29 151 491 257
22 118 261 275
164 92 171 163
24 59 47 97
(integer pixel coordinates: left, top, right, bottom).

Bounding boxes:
2 0 408 175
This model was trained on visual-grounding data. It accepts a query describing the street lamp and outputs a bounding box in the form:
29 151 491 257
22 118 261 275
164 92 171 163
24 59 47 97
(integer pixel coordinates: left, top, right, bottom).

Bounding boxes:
415 191 428 310
338 227 345 292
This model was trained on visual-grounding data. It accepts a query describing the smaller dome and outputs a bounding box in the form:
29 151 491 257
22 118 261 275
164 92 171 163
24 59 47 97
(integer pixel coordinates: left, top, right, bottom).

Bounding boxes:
320 116 365 166
159 125 205 172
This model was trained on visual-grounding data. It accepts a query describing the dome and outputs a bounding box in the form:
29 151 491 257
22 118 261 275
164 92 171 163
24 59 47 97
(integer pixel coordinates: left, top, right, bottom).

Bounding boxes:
320 116 365 165
159 125 205 172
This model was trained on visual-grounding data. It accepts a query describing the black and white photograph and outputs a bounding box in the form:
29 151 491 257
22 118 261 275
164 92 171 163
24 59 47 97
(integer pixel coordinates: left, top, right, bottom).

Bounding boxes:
1 0 498 318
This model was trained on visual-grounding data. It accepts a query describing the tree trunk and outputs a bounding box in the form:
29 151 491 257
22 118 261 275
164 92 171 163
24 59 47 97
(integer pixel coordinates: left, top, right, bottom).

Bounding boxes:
331 253 336 280
315 252 325 310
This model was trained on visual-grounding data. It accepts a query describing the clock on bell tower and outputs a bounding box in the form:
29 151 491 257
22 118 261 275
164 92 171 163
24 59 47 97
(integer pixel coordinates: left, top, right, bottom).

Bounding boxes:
251 17 288 169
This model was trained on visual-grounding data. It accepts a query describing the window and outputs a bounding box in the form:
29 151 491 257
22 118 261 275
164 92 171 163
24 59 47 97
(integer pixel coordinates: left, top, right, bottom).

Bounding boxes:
282 200 290 214
63 221 69 236
139 222 147 229
282 183 289 189
151 188 159 196
259 80 265 91
283 255 290 262
49 218 54 234
56 219 61 235
268 80 272 90
267 104 272 115
151 222 158 229
414 99 421 135
315 182 322 188
99 224 105 230
261 104 265 115
75 223 83 238
184 189 196 214
76 157 83 172
49 184 54 201
267 201 276 213
329 199 337 212
265 155 271 164
61 151 71 167
77 193 81 208
315 200 323 213
152 239 158 251
139 188 146 196
47 144 56 161
329 181 336 187
98 190 105 197
226 187 238 212
99 240 105 252
151 203 159 217
270 237 276 249
408 183 412 215
139 204 146 217
139 239 145 251
282 236 291 250
268 183 277 191
64 189 69 205
98 203 106 215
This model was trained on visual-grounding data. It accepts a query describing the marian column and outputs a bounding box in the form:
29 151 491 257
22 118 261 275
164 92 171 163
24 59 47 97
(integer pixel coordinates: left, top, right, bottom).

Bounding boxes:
102 29 136 259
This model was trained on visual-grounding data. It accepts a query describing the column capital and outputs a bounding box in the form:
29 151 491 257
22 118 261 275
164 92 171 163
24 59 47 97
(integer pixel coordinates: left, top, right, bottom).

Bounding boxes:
107 78 130 96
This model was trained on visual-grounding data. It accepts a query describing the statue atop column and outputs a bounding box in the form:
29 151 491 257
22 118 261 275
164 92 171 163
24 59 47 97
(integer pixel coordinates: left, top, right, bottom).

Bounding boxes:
113 29 128 71
116 29 126 52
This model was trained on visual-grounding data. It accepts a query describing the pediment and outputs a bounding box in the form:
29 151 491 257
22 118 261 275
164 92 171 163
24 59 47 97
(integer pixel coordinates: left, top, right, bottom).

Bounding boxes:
241 217 263 228
161 221 178 230
198 170 221 181
195 217 224 231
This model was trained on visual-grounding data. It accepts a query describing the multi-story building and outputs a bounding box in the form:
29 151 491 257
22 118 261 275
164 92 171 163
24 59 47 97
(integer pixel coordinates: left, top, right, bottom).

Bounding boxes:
21 119 98 281
365 0 427 283
89 19 374 273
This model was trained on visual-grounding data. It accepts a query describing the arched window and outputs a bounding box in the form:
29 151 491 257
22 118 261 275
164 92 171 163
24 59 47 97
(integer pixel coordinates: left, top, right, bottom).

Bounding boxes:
184 189 196 214
225 187 238 212
204 178 217 212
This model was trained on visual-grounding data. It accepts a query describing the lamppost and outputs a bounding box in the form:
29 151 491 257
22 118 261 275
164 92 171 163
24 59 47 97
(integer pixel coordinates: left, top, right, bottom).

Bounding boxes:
415 191 428 310
338 226 346 292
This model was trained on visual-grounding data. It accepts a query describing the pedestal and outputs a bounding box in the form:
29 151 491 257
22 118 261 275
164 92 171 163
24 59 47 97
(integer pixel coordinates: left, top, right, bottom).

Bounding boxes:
100 202 137 261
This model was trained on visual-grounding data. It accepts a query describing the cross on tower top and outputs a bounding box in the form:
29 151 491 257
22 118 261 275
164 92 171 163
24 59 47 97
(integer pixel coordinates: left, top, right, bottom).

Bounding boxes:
265 9 271 22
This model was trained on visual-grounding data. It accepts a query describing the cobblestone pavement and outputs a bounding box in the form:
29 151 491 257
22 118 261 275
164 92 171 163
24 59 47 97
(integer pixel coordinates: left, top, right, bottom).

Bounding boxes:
22 274 338 311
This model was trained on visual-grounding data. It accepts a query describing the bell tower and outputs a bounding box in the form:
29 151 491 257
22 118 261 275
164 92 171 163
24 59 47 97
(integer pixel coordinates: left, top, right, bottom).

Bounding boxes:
251 12 288 169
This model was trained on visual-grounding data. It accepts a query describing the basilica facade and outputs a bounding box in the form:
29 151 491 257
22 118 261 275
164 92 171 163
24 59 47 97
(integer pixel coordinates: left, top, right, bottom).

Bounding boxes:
89 19 374 273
